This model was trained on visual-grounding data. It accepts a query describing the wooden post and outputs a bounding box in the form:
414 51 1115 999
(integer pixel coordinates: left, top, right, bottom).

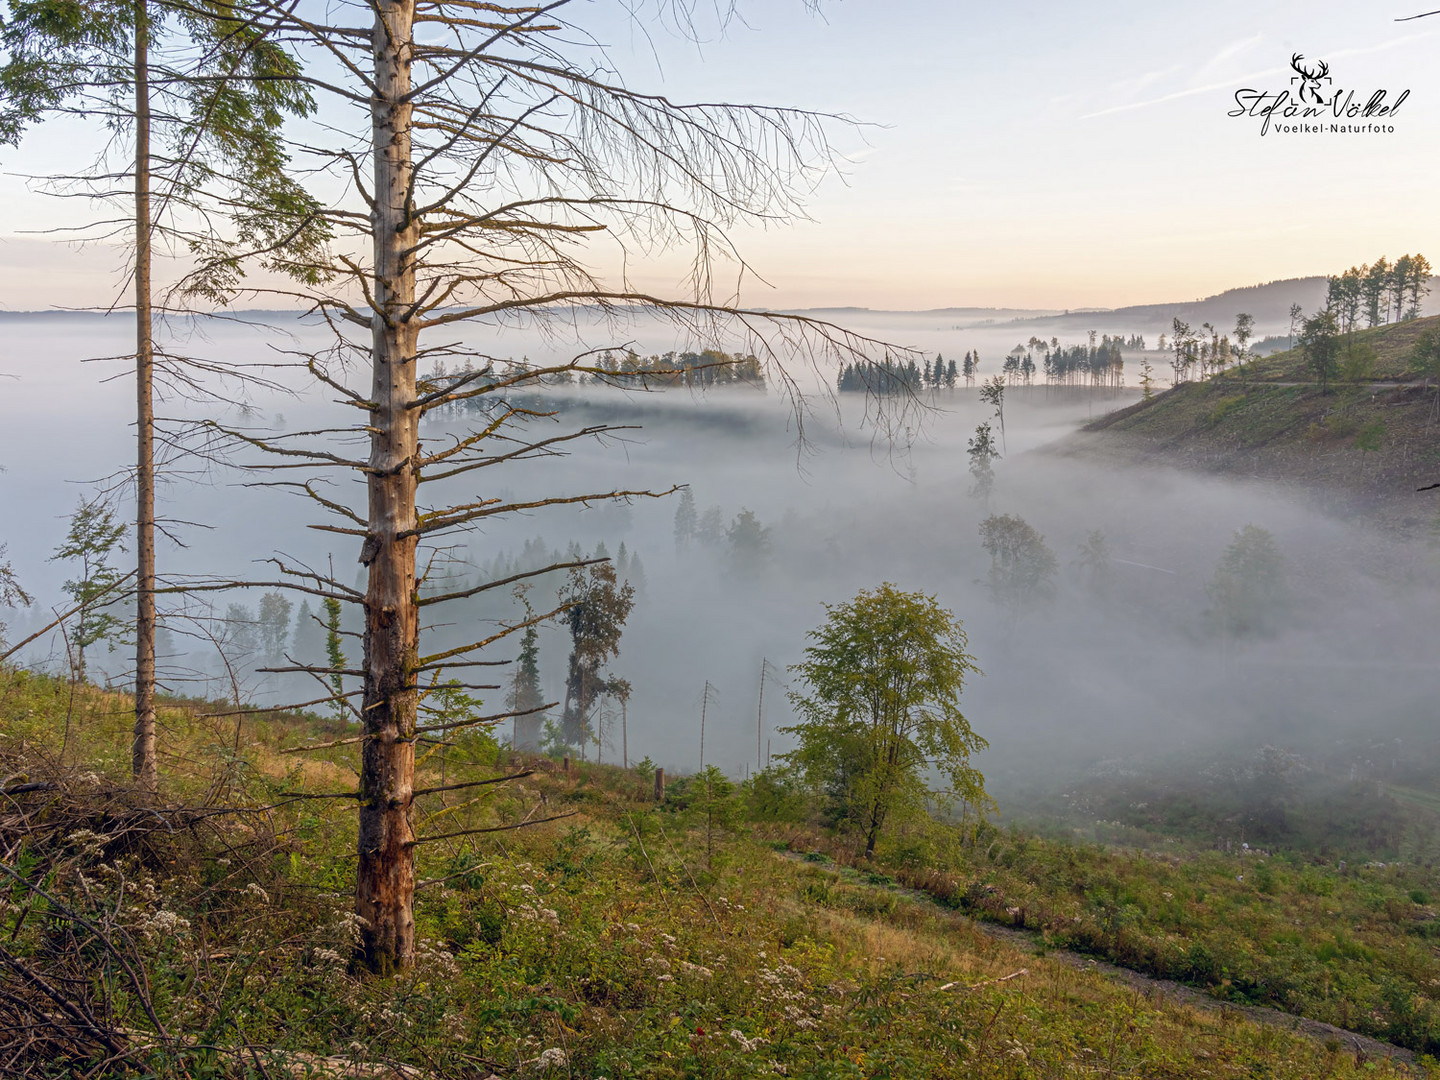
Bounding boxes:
755 658 767 775
653 766 665 801
699 681 715 770
563 755 571 775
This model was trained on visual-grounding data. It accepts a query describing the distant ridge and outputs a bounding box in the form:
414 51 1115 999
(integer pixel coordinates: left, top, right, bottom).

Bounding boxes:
1019 277 1334 332
0 307 309 321
1009 276 1440 333
784 306 1062 318
6 277 1436 330
788 276 1440 334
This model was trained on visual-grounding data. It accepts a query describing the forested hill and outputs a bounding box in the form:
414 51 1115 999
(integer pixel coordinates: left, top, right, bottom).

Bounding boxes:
1066 314 1440 532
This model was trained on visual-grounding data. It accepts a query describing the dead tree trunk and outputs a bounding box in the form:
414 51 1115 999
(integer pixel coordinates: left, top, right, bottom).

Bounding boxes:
355 0 420 976
191 0 924 984
131 0 158 797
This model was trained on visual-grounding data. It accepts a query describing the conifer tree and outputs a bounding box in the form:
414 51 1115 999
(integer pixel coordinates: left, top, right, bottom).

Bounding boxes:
1364 260 1391 327
1 0 326 791
674 488 698 551
1206 524 1287 641
0 543 30 651
323 596 346 721
1232 313 1254 386
966 421 999 500
257 591 293 665
291 599 325 664
979 375 1006 451
559 563 634 758
1405 254 1433 319
507 624 545 753
727 509 773 573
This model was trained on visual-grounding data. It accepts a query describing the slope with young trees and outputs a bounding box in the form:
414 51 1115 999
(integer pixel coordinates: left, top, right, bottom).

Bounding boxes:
1076 311 1440 527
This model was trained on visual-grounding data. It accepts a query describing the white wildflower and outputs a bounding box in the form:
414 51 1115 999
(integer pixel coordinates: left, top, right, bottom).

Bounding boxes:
135 907 192 944
729 1029 766 1052
65 829 105 857
334 911 368 946
534 1047 566 1069
416 937 460 976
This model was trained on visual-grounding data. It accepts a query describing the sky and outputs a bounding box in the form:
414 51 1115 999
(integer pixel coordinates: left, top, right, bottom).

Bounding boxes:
0 0 1437 311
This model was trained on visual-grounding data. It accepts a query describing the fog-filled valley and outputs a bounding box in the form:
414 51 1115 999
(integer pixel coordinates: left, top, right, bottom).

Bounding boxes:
7 308 1440 836
11 0 1440 1069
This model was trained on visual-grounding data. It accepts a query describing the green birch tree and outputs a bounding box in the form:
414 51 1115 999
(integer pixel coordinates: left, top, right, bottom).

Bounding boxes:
782 584 989 857
51 498 127 684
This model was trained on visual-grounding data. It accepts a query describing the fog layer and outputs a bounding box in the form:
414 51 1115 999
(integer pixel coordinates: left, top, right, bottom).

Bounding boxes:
4 312 1438 813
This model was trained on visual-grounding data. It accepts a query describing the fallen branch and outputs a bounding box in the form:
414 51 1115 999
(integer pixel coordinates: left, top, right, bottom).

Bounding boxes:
406 810 577 846
411 771 533 798
0 782 58 797
938 968 1028 992
279 703 553 754
0 571 137 664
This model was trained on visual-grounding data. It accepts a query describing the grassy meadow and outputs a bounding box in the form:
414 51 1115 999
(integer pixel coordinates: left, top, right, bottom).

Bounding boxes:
3 668 1439 1076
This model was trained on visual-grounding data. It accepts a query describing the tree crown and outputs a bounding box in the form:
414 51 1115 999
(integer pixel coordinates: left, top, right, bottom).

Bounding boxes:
782 583 988 852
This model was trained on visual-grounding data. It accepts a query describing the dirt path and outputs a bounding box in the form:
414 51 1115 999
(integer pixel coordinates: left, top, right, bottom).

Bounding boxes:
778 850 1416 1067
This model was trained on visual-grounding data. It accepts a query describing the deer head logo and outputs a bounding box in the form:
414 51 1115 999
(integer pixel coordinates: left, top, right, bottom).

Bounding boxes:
1290 53 1332 105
